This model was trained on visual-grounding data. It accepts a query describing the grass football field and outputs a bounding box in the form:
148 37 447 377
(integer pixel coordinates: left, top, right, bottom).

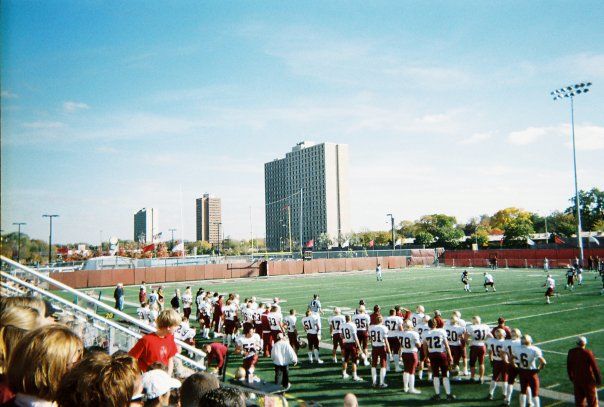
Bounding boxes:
91 266 604 406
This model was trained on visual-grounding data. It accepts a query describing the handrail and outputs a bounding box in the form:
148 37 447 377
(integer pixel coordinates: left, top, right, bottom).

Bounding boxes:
1 270 206 371
0 256 205 359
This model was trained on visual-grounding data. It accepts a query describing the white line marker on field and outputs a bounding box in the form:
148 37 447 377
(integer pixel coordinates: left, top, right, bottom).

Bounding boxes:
536 328 604 345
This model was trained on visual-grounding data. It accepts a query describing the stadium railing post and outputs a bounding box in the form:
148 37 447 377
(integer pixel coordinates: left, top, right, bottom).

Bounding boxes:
505 259 509 269
452 259 455 268
525 259 528 268
469 259 473 268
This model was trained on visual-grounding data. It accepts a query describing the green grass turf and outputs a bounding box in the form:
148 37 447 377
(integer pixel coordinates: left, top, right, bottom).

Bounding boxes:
87 266 604 406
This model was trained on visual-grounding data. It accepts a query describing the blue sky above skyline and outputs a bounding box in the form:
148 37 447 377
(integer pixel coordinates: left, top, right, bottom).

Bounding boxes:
2 1 603 244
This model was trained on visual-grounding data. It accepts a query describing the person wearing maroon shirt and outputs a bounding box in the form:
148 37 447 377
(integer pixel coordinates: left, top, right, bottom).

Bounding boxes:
261 307 273 357
129 309 181 376
212 295 224 334
567 336 601 407
370 305 381 325
492 317 512 339
204 342 229 375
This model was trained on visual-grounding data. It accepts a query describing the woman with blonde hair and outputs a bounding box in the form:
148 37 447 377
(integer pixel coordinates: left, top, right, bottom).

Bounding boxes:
56 352 143 407
6 325 83 406
1 306 43 372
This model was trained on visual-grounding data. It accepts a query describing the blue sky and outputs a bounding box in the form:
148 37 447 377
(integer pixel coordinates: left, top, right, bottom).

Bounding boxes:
2 1 603 244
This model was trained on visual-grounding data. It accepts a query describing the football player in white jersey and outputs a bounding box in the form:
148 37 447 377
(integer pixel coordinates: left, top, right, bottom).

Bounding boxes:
423 319 455 401
399 320 422 394
369 315 391 388
341 314 363 381
222 299 239 347
283 309 299 353
502 328 523 406
308 294 322 315
486 328 507 400
267 305 284 342
329 308 346 363
241 300 255 333
512 335 546 407
384 309 403 372
197 296 212 339
465 315 492 383
451 310 469 376
302 309 323 364
416 315 432 380
235 325 262 383
411 305 426 328
445 314 466 379
352 306 370 366
544 274 556 304
484 272 496 292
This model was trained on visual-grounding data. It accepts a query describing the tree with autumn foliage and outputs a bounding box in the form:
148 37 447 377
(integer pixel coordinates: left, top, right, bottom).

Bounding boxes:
491 207 534 244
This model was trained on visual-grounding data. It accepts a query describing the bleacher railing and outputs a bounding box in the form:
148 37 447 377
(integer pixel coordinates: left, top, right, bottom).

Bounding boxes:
444 258 579 269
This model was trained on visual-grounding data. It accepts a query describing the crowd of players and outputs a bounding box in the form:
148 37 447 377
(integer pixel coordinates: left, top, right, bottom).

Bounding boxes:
128 261 604 406
146 287 566 407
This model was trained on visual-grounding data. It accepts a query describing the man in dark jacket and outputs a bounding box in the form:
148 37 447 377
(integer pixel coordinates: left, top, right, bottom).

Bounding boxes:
113 283 124 311
567 336 601 407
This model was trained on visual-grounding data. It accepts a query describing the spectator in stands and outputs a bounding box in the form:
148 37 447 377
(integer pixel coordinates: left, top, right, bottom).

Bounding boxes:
343 393 359 407
203 342 228 376
198 387 246 407
171 289 181 314
141 369 181 407
179 372 220 407
6 325 83 405
114 283 125 311
0 296 54 325
567 336 601 407
129 309 181 376
271 332 297 390
0 306 44 403
56 352 143 407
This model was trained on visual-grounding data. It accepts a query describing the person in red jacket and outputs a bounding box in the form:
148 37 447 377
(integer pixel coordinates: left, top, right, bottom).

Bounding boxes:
204 342 229 376
567 336 602 407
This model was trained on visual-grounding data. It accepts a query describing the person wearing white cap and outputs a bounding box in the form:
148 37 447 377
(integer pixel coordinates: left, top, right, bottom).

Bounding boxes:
142 369 182 406
567 336 601 407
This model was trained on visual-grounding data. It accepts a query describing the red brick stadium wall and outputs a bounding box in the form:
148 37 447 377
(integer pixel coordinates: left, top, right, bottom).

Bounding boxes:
443 248 604 268
48 255 424 289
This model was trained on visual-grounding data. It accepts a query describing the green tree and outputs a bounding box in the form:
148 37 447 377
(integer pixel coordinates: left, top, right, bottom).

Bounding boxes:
566 188 604 231
316 233 333 250
547 211 576 237
491 207 534 243
396 220 417 238
416 214 464 248
414 231 434 247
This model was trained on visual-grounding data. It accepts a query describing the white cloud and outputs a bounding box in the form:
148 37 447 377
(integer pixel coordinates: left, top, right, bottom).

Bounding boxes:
508 126 551 145
1 90 18 99
22 121 65 129
570 125 604 151
508 124 604 150
459 132 493 145
63 101 90 112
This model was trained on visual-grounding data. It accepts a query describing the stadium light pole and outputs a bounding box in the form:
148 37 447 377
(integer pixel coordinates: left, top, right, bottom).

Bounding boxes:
387 214 395 250
169 228 177 249
12 222 26 262
551 81 591 267
42 214 59 265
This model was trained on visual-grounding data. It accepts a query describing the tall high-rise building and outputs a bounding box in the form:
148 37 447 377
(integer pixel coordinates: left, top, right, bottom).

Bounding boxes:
134 208 159 243
264 141 350 251
196 194 222 245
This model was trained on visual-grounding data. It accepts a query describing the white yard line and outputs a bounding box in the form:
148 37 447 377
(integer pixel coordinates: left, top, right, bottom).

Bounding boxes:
541 349 604 361
536 328 604 345
485 301 604 325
